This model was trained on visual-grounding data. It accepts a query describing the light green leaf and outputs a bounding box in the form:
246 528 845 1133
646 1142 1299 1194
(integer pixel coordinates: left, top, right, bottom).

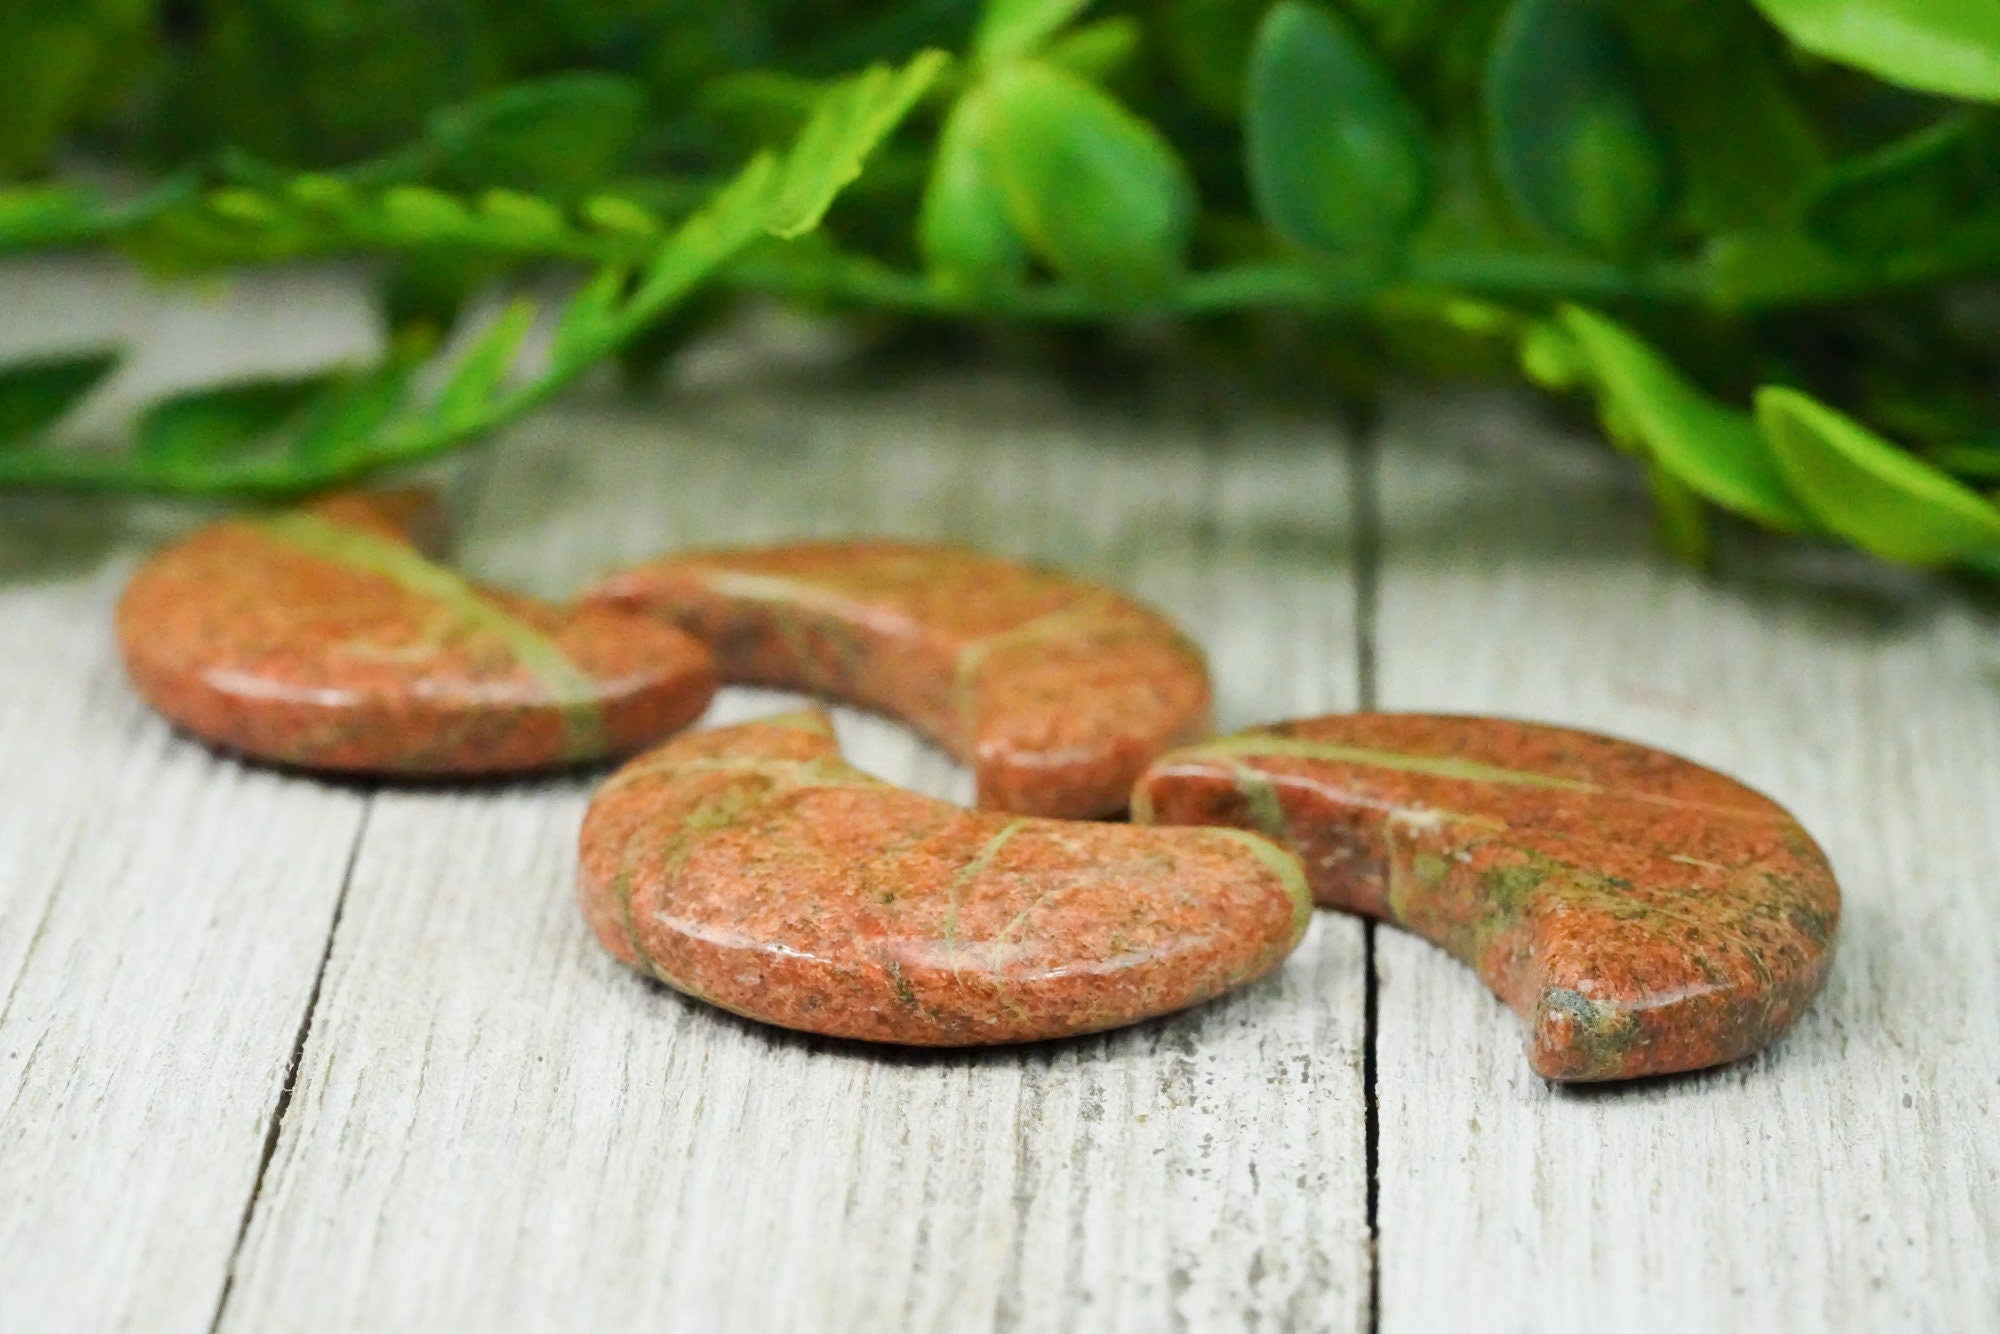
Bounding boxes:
548 267 631 368
920 89 1030 293
427 299 536 429
1748 0 2000 102
1646 461 1714 567
764 51 949 239
137 375 339 466
1485 0 1675 256
0 351 117 447
1046 17 1143 82
428 73 647 199
1560 306 1815 531
1245 2 1432 260
1756 385 2000 564
978 0 1095 64
984 60 1198 303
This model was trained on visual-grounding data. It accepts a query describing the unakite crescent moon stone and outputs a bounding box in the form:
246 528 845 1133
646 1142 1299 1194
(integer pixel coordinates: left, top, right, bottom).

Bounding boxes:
578 711 1310 1044
582 541 1212 818
1132 714 1840 1081
117 490 717 775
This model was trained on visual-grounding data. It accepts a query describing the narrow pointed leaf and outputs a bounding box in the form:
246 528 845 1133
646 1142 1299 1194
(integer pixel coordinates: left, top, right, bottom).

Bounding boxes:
427 299 536 429
1756 385 2000 564
1560 306 1814 531
1245 2 1431 259
764 51 948 239
1805 112 2000 256
0 351 117 447
137 374 340 466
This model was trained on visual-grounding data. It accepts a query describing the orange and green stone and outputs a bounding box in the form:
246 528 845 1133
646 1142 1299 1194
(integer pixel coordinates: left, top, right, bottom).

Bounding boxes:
117 491 717 775
583 541 1212 818
578 711 1309 1044
1133 714 1840 1081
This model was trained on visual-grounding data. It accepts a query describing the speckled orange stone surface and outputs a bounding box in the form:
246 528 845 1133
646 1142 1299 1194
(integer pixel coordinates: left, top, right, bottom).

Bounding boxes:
578 711 1309 1044
583 542 1211 818
1133 715 1840 1080
117 491 717 775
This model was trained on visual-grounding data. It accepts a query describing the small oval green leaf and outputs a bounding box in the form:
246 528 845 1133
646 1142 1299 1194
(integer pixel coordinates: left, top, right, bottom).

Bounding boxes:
1484 0 1674 257
1245 2 1432 260
1560 306 1815 531
1756 385 2000 564
1748 0 2000 103
921 89 1030 294
983 60 1197 303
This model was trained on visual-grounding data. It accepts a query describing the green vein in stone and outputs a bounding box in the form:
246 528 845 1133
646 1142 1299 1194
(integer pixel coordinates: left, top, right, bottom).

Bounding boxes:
1167 733 1599 792
1227 760 1294 844
255 511 607 759
1204 828 1313 943
942 817 1030 968
950 595 1130 732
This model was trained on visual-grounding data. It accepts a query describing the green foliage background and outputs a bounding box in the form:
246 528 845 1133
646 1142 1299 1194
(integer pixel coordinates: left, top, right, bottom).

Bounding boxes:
5 0 2000 578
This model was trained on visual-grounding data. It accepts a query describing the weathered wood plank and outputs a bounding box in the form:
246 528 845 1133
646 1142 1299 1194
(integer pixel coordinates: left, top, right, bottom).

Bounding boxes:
219 348 1373 1331
1369 390 2000 1330
0 262 378 1331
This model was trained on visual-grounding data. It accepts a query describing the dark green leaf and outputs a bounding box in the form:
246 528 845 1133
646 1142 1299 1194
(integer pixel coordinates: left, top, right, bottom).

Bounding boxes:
977 0 1095 64
1245 3 1432 260
1806 112 2000 256
921 89 1030 293
984 60 1198 303
137 375 340 467
1748 0 2000 102
290 362 420 465
429 73 648 200
0 351 118 447
1484 0 1675 256
1560 306 1814 531
1756 385 2000 564
1160 0 1268 115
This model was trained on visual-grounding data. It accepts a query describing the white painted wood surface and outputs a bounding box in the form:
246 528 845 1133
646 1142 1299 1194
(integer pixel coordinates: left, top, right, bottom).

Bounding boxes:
1371 391 2000 1331
0 259 1994 1331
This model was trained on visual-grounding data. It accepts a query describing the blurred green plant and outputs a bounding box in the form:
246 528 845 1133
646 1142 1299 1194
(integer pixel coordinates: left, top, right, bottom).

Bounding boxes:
2 0 1999 578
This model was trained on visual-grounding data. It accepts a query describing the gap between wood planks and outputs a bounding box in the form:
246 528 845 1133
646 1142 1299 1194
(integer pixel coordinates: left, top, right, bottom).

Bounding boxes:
207 805 374 1334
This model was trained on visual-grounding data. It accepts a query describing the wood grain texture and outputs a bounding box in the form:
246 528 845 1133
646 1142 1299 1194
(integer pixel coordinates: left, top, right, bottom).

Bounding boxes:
218 344 1372 1331
1369 390 2000 1331
0 262 378 1331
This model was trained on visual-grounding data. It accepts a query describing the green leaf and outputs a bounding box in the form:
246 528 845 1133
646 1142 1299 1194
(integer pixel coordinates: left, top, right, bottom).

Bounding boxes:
1756 385 2000 564
1484 0 1675 257
1560 306 1815 531
0 351 117 447
549 267 632 368
1046 17 1143 82
1646 460 1714 567
428 73 647 200
984 60 1198 303
1244 3 1432 260
1160 0 1267 115
1806 112 2000 257
289 362 419 465
136 375 339 466
763 50 949 239
1748 0 2000 102
428 300 536 429
921 88 1030 293
977 0 1095 64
